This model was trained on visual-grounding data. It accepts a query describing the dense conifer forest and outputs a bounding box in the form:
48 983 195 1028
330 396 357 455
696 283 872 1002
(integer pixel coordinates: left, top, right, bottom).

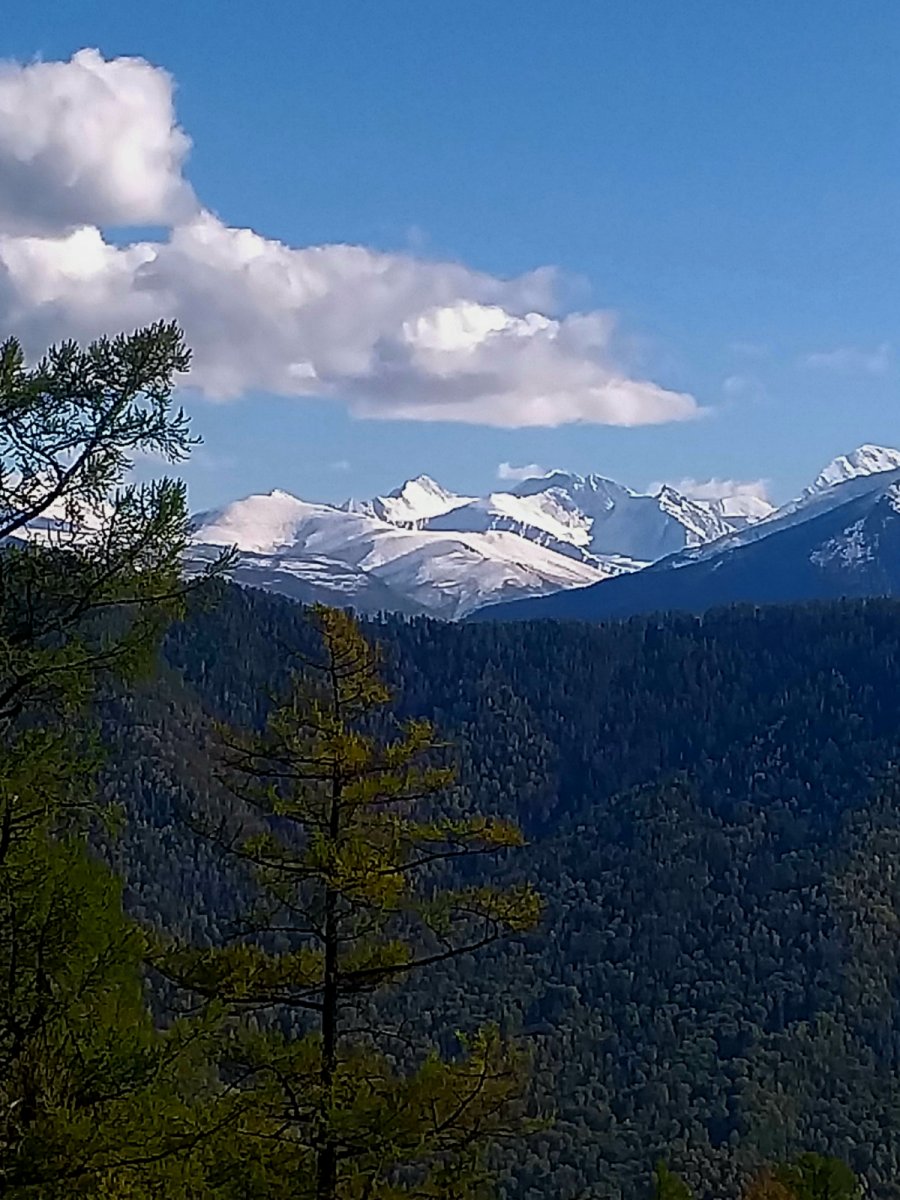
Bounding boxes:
97 584 900 1198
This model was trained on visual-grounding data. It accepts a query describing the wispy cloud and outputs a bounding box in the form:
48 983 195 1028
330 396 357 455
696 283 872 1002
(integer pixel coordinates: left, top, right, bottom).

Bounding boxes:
723 374 767 403
802 343 891 375
650 476 772 504
0 49 701 430
496 461 551 482
728 341 770 360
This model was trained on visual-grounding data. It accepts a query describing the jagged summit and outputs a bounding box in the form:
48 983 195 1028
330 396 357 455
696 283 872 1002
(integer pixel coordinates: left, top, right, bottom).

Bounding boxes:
379 474 465 522
341 474 469 526
392 473 451 495
188 467 762 617
810 445 900 493
513 471 632 500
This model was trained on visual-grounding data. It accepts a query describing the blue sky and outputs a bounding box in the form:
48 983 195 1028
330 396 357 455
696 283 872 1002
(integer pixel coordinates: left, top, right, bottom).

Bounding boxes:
3 1 899 509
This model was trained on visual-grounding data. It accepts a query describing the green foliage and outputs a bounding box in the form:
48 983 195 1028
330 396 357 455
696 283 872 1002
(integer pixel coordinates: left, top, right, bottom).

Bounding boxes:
0 322 230 723
187 1023 530 1200
740 1156 860 1200
654 1162 694 1199
741 1170 796 1200
0 324 228 1194
773 1153 861 1200
0 811 221 1195
157 604 539 1197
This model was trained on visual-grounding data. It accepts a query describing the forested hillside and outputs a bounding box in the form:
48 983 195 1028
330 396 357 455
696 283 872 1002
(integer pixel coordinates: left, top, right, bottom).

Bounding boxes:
0 323 544 1198
99 585 900 1199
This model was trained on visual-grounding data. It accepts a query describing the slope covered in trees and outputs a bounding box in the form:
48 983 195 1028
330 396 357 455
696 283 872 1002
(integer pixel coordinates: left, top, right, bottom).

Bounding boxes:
0 320 535 1198
96 586 900 1199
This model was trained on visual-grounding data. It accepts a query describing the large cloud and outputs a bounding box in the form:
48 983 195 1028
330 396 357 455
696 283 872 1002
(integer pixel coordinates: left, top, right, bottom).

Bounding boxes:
0 49 195 234
0 49 700 429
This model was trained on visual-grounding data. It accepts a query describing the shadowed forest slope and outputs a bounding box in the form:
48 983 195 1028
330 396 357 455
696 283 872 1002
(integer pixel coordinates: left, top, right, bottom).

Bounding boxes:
99 587 900 1199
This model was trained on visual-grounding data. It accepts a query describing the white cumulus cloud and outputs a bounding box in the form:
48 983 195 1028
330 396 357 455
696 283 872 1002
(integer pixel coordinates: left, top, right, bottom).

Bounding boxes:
0 49 196 234
0 48 701 430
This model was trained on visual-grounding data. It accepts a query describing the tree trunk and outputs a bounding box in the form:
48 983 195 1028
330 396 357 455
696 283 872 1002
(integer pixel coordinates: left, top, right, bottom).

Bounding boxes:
316 878 338 1200
317 743 342 1200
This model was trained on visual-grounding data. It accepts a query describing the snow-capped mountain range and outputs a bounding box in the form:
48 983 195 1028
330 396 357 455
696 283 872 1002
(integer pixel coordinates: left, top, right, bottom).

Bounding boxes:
474 445 900 622
189 445 900 620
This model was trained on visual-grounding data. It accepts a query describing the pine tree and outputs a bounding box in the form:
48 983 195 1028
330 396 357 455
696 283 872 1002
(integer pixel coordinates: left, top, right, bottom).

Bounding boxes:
160 604 541 1199
0 324 227 1194
0 323 223 720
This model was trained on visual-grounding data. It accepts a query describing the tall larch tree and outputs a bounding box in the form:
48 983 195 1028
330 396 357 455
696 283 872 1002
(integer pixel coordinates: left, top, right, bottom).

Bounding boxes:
160 604 542 1199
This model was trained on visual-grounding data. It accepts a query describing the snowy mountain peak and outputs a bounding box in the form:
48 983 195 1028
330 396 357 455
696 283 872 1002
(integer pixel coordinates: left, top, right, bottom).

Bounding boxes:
190 488 620 620
387 474 458 509
655 486 735 545
344 474 470 526
810 445 900 493
392 473 451 497
513 472 638 511
706 494 775 523
191 489 315 554
582 473 640 499
511 470 583 496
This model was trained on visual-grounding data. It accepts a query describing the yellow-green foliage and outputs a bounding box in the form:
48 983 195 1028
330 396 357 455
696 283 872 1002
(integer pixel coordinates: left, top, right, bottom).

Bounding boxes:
159 603 541 1197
